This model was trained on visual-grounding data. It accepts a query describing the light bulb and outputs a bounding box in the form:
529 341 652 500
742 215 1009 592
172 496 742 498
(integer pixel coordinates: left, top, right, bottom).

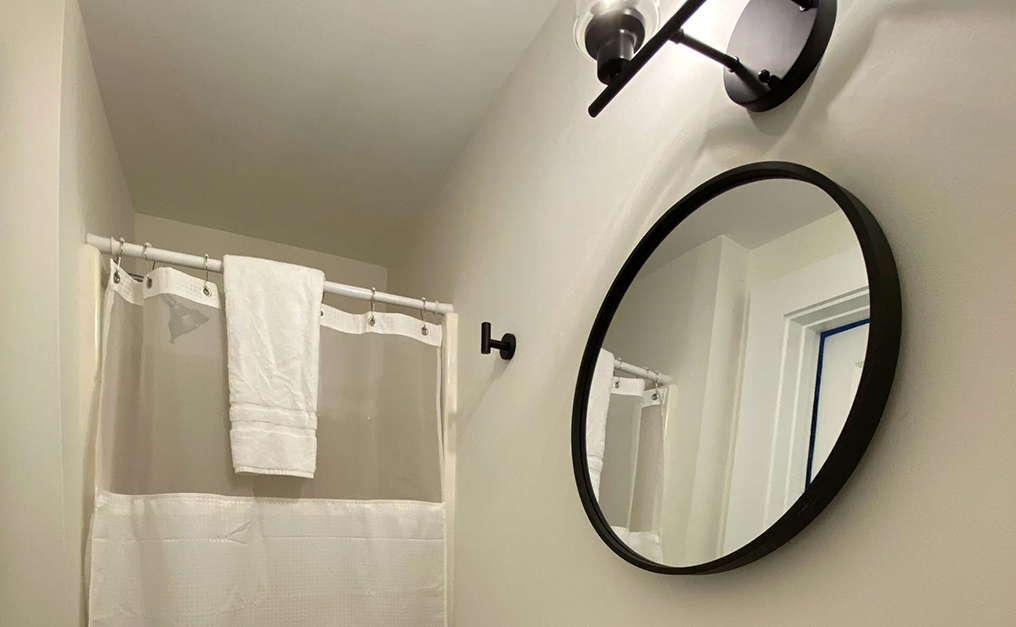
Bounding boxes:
574 0 660 84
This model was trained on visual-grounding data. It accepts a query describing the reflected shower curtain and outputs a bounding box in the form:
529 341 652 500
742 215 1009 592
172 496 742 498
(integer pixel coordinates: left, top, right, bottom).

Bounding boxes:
610 386 668 562
87 261 448 627
589 354 670 563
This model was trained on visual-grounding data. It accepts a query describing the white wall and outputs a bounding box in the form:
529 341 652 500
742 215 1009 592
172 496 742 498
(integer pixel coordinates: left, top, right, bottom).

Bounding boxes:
748 210 858 289
726 245 868 555
604 236 748 564
389 0 1016 624
603 211 858 564
2 1 135 625
0 2 68 625
606 237 724 563
135 214 388 313
60 2 136 623
684 236 749 564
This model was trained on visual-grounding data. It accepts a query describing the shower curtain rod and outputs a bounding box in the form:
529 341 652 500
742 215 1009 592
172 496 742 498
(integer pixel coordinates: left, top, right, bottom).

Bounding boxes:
86 234 454 315
614 358 672 386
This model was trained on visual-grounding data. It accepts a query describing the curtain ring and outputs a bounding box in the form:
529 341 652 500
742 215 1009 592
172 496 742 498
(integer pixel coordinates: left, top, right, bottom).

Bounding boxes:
368 288 377 326
202 254 211 296
115 236 125 266
111 237 124 283
142 242 155 287
420 298 429 336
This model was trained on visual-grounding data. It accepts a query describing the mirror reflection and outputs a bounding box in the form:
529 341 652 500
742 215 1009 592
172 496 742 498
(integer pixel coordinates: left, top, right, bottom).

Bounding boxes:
586 178 869 566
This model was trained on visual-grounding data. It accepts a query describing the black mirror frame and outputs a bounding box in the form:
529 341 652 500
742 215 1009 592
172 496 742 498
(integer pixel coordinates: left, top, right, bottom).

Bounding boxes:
572 161 901 574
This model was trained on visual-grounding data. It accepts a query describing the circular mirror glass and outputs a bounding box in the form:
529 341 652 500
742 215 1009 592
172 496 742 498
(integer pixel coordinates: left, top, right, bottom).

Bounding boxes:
573 163 900 573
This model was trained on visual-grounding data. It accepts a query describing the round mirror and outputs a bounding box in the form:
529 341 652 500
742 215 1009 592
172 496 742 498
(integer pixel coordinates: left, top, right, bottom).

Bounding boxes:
572 162 901 573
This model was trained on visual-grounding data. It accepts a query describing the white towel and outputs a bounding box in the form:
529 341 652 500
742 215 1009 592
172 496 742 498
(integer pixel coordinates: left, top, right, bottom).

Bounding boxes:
223 255 325 478
586 349 615 499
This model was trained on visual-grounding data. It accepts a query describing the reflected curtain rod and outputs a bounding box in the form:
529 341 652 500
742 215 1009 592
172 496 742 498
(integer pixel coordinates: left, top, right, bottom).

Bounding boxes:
614 358 672 386
86 234 454 315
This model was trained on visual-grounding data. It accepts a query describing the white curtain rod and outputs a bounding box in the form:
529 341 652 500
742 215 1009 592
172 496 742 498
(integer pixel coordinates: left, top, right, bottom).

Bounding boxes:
614 358 672 386
86 234 454 315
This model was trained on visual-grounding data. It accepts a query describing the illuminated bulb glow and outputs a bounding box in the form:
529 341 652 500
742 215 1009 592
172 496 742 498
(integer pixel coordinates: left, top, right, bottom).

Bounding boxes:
573 0 660 55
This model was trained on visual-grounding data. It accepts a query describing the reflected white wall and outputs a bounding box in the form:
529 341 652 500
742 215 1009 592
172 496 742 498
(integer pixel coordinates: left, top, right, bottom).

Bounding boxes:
605 235 748 563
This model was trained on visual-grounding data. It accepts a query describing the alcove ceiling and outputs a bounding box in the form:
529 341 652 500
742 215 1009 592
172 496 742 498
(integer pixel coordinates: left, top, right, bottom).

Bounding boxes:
641 179 840 274
80 0 559 265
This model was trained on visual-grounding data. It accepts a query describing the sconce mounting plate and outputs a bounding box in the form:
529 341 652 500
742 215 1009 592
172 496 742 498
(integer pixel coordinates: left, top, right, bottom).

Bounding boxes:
586 0 836 117
723 0 836 112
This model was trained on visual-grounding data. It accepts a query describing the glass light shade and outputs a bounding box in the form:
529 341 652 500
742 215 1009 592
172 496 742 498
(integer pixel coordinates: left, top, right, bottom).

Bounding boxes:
160 294 209 343
573 0 660 56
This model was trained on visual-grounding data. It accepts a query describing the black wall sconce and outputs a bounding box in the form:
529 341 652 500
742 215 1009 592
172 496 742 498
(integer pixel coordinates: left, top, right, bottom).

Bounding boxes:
481 322 516 361
576 0 836 117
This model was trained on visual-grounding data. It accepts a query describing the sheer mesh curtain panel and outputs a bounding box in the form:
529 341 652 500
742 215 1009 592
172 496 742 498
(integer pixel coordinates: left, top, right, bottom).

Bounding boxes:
88 262 448 627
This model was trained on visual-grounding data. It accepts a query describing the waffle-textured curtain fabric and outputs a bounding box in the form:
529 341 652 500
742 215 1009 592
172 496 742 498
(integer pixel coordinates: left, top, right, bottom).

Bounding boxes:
87 261 447 627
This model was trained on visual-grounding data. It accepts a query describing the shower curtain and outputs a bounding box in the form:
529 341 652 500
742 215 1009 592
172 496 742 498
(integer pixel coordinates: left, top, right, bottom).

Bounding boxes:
587 350 670 563
87 261 449 627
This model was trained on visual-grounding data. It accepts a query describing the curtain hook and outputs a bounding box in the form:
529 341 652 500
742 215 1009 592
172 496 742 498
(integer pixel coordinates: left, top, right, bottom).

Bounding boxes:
111 237 124 283
420 298 429 336
142 242 155 287
368 288 377 326
202 254 211 296
652 371 662 401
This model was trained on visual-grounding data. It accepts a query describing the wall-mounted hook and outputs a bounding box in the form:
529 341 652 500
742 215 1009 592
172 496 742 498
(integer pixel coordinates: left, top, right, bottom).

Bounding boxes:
481 322 516 360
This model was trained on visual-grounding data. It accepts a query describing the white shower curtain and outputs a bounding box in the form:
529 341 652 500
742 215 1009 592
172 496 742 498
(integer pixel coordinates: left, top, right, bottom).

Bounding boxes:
587 351 670 563
609 386 668 563
598 376 645 527
87 261 448 627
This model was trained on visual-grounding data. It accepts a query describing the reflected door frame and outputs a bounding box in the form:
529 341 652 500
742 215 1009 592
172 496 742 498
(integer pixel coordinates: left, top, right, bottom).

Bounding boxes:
807 317 871 486
723 247 869 555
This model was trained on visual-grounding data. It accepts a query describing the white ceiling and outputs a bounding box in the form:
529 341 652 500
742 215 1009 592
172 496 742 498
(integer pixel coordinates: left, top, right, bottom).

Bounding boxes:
80 0 559 265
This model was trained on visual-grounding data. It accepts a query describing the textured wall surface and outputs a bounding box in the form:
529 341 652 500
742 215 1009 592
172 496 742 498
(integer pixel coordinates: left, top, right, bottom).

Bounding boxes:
59 1 136 622
390 0 1016 624
0 1 69 624
2 1 134 625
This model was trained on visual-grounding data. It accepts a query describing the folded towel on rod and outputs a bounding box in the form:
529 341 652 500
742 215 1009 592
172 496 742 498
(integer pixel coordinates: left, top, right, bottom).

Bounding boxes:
586 348 616 499
223 255 325 478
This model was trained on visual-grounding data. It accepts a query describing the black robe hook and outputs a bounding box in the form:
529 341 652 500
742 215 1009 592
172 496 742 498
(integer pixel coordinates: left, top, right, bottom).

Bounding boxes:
481 322 516 360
